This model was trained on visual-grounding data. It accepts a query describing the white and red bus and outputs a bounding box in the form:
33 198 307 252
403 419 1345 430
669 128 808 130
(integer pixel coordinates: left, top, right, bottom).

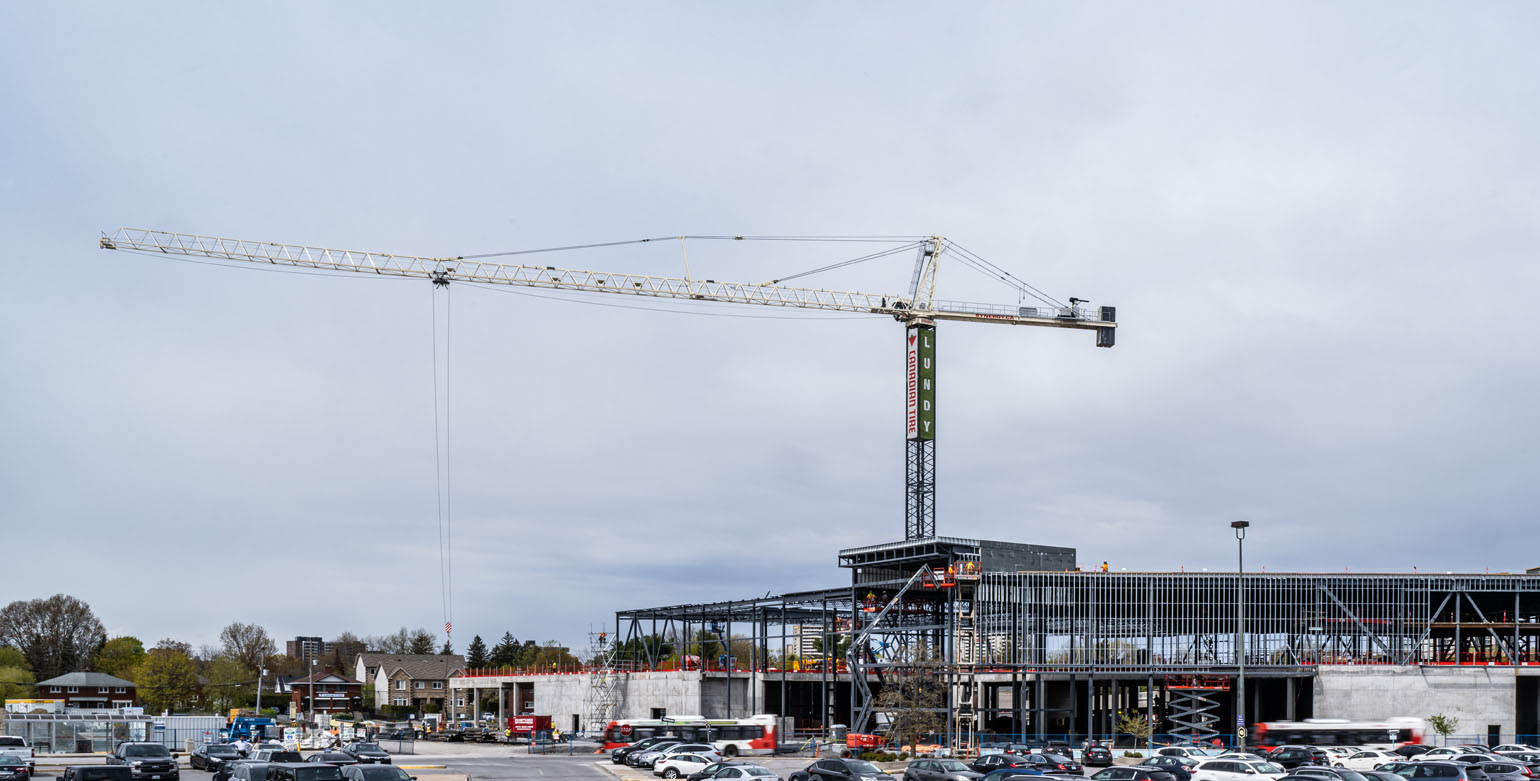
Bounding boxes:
1253 718 1427 751
601 714 777 757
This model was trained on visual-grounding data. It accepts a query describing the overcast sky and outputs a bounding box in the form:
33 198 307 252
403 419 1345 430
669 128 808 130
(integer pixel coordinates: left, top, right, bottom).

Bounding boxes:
3 3 1538 655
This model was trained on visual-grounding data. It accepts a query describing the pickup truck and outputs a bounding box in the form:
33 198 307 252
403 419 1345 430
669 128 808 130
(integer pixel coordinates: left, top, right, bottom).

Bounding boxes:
107 742 180 781
0 737 34 774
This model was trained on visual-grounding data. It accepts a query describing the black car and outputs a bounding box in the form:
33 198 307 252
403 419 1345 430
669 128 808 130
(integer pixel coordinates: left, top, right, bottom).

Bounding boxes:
1293 767 1373 781
340 766 415 781
227 765 274 781
613 736 682 765
1362 772 1405 781
791 758 896 781
1084 748 1115 768
1020 754 1082 774
1392 748 1435 759
972 756 1034 775
265 764 346 781
0 757 29 781
61 770 134 781
1142 756 1196 781
340 744 392 765
307 753 359 767
194 745 246 771
108 743 180 781
1271 748 1330 769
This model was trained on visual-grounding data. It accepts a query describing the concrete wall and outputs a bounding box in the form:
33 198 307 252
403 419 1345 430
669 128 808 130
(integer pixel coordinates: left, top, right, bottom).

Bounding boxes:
1314 666 1516 742
457 671 779 728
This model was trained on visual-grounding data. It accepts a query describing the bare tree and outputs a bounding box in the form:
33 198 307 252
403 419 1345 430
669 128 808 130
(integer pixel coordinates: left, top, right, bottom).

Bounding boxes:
0 595 106 679
872 640 946 754
219 623 276 673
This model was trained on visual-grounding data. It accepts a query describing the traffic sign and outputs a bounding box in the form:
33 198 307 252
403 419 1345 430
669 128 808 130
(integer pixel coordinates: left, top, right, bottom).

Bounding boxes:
1237 728 1247 738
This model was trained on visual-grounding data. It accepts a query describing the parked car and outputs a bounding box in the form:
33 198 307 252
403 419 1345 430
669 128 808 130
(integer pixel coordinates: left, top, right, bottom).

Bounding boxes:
1084 748 1116 768
1492 749 1539 757
0 738 34 775
340 768 414 781
905 759 983 781
1374 762 1419 777
61 769 135 781
1019 755 1081 775
628 742 688 768
614 737 683 765
1270 749 1330 770
0 757 30 781
1144 756 1199 781
306 753 360 767
1474 763 1531 781
1191 760 1288 781
193 745 246 771
1160 749 1218 761
638 745 721 769
251 750 304 764
224 764 274 781
790 758 896 781
972 756 1035 774
1093 769 1178 781
340 744 392 765
1291 767 1372 781
690 762 740 781
1361 772 1404 781
657 755 719 779
214 760 263 781
107 742 180 781
706 766 780 781
981 771 1046 781
1392 749 1434 760
1393 762 1487 780
1415 751 1480 764
1336 752 1402 771
265 764 346 781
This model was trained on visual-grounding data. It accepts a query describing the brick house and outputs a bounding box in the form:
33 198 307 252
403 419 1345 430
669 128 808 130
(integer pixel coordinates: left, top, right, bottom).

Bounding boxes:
361 654 463 715
290 669 363 719
35 672 137 709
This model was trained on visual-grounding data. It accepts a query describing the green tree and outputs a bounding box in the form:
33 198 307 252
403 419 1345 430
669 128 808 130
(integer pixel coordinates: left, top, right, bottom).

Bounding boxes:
218 623 276 673
0 661 34 701
530 642 580 671
466 636 489 669
1116 710 1154 746
134 644 201 713
439 638 454 655
205 654 254 712
489 633 519 667
1428 713 1460 745
94 637 146 678
0 595 107 679
409 629 435 655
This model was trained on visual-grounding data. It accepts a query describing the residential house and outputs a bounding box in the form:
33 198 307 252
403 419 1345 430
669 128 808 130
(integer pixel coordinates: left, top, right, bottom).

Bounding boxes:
365 654 464 716
290 669 363 721
34 672 137 709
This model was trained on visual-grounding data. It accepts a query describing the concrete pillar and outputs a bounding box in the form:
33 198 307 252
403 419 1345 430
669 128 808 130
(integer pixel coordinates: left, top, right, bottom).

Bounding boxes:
1285 677 1295 721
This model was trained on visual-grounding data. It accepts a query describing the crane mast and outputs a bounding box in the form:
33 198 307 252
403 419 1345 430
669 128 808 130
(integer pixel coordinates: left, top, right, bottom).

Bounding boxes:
100 228 1116 541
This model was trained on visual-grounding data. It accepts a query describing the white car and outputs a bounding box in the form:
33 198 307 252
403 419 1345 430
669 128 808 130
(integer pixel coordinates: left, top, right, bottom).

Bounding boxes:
1493 746 1539 755
1323 749 1359 761
654 754 716 779
1335 751 1400 771
1159 748 1225 760
655 744 723 765
1413 748 1495 762
1191 759 1287 781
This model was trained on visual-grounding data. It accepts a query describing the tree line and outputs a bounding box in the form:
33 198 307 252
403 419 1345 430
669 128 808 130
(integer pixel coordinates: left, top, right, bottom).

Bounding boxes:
0 594 579 715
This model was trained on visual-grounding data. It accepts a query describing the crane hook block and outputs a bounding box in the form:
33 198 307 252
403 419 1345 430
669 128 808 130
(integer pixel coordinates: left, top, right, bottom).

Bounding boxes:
1096 306 1117 348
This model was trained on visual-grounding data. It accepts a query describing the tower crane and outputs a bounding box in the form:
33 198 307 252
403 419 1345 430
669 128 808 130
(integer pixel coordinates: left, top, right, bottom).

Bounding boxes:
99 228 1117 541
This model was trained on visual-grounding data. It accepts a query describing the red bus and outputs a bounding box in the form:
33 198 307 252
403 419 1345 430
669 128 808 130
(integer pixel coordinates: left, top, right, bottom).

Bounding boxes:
601 714 777 756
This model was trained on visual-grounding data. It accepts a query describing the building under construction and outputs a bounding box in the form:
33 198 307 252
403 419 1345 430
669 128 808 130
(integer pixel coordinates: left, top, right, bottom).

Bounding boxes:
450 536 1540 748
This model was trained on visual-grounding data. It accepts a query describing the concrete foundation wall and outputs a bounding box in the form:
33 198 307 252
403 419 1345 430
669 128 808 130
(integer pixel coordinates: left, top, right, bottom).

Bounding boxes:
1314 666 1516 742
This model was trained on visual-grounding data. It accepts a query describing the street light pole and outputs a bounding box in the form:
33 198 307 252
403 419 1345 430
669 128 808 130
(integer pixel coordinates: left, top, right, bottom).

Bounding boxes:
1231 520 1250 751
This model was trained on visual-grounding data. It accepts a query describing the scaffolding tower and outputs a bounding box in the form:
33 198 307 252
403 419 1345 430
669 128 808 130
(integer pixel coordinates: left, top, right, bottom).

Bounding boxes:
584 630 623 733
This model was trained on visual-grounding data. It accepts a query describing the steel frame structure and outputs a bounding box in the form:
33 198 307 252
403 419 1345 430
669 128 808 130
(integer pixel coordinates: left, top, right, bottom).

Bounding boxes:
610 567 1540 740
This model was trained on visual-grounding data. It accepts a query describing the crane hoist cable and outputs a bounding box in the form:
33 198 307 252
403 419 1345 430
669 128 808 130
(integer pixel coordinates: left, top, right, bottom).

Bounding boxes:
431 278 453 648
